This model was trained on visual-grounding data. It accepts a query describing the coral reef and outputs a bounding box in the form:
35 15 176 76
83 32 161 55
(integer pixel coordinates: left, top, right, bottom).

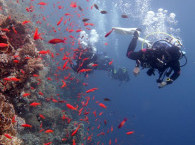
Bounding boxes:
0 136 23 145
0 93 16 136
0 9 45 144
0 1 85 144
0 93 23 145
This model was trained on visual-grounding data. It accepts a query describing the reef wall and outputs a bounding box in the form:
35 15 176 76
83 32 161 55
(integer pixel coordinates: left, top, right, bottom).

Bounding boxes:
0 0 85 144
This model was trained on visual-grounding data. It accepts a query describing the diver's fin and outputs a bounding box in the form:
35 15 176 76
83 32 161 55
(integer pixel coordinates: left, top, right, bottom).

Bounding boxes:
112 27 141 35
111 27 152 48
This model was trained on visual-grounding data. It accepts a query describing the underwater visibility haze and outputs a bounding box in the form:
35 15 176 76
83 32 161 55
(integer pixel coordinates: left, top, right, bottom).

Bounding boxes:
0 0 194 145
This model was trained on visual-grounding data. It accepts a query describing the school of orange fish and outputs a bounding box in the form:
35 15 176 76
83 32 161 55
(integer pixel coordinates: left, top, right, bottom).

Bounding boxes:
1 0 133 144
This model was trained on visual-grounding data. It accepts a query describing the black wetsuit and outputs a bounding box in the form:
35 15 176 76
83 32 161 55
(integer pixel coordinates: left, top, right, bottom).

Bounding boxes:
71 48 97 72
71 47 130 83
71 48 113 73
126 35 181 83
111 68 130 82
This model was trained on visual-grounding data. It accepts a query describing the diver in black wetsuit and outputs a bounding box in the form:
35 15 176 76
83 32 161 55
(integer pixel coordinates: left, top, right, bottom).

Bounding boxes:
126 30 186 88
111 67 130 82
70 47 130 82
70 47 97 73
70 47 114 73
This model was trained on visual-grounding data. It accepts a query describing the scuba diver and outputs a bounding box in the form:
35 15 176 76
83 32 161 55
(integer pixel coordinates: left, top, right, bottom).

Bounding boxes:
70 29 130 83
70 46 98 73
70 46 130 83
105 27 187 88
111 67 130 82
126 30 186 88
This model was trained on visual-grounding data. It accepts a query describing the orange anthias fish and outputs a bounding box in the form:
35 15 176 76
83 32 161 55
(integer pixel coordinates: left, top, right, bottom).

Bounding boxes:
1 28 10 32
3 77 20 82
61 80 67 88
45 129 54 133
0 43 9 47
126 131 134 135
39 114 45 119
22 93 30 97
105 29 113 37
44 142 52 145
99 112 103 116
92 64 98 67
38 2 47 5
65 13 72 16
4 134 12 139
109 60 113 65
71 125 80 136
66 104 78 110
93 111 97 117
73 139 76 145
97 132 105 136
86 88 98 93
22 20 31 25
12 26 17 34
39 92 44 96
21 124 32 128
13 60 19 63
118 118 127 128
39 50 50 54
111 126 113 132
109 139 111 145
12 116 16 123
30 102 41 107
47 77 52 81
62 60 69 69
76 29 82 32
115 138 118 144
34 28 42 40
78 69 92 73
99 103 107 109
57 17 64 26
84 22 94 26
70 2 77 8
48 38 64 44
33 74 39 77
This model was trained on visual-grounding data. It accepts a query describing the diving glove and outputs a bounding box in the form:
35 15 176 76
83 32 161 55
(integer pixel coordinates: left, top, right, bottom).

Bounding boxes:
133 67 140 77
158 78 173 88
158 81 167 88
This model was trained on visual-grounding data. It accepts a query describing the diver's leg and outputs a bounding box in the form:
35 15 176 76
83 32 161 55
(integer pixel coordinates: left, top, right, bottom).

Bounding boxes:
126 31 139 59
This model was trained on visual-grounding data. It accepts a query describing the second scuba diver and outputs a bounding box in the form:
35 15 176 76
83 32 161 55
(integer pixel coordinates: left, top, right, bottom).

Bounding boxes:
126 29 186 88
70 30 130 83
105 27 187 88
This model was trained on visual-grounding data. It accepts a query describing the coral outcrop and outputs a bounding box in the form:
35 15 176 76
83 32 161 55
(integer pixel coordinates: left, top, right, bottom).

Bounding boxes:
0 93 16 136
0 1 85 144
0 11 45 145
